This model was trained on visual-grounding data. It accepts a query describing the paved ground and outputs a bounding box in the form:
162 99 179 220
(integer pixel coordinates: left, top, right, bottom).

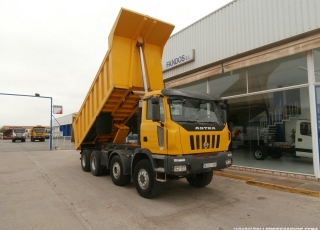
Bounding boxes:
1 141 320 229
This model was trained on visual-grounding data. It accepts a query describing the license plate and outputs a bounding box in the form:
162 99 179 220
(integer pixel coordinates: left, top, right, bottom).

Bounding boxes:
203 162 217 168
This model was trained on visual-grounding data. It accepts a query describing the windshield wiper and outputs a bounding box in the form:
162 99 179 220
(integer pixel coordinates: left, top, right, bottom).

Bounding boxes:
198 121 219 125
175 120 199 123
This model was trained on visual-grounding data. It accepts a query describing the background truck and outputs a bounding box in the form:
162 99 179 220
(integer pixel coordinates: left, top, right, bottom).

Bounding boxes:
3 128 13 140
12 128 26 142
30 126 46 142
72 8 232 198
253 119 312 160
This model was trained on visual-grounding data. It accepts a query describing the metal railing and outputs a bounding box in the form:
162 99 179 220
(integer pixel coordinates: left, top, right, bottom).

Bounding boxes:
52 136 75 150
260 101 299 129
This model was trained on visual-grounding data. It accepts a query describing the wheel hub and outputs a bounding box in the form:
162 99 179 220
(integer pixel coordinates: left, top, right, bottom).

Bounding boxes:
113 162 120 179
138 169 149 190
255 150 262 158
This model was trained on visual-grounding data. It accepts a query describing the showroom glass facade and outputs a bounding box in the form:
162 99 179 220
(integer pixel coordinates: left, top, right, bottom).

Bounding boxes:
177 51 316 175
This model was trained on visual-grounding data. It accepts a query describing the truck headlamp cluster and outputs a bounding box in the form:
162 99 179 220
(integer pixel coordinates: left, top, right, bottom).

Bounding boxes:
226 159 232 165
173 165 187 172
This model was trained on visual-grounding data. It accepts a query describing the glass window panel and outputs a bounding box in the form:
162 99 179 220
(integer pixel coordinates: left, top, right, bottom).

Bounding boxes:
227 87 313 175
314 48 320 82
248 52 308 93
209 69 247 97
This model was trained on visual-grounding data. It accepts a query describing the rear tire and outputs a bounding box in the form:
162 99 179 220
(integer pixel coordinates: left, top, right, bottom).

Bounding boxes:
134 159 163 198
270 151 283 159
110 155 130 186
187 172 213 188
81 150 92 172
90 151 104 176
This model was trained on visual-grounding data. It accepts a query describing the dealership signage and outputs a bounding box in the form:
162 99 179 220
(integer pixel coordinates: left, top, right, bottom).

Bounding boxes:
53 105 63 114
162 49 195 72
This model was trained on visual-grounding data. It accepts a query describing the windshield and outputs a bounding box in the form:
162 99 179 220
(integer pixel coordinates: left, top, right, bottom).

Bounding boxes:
169 97 224 125
34 128 45 133
14 128 25 133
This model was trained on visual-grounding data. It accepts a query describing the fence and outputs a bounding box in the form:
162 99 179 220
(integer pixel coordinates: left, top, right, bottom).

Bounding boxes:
52 136 75 150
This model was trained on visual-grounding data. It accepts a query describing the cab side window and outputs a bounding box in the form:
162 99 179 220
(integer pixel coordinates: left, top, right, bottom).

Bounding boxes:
300 122 311 136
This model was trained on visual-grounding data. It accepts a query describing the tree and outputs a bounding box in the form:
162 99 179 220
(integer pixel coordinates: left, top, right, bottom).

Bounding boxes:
0 126 6 133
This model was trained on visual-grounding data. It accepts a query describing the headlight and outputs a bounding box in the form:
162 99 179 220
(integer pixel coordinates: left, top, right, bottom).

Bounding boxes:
226 159 232 165
173 165 187 172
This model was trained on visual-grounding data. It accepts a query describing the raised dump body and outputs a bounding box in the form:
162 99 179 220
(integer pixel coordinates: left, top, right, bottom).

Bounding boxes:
73 8 174 150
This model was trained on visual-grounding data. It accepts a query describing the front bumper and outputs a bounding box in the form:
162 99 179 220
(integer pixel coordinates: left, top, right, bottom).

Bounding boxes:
164 151 232 176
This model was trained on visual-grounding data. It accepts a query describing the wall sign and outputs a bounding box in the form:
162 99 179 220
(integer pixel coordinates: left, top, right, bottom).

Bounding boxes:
162 49 195 72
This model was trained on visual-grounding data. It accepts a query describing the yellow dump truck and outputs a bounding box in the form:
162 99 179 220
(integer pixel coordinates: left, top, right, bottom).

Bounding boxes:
73 8 232 198
30 126 46 142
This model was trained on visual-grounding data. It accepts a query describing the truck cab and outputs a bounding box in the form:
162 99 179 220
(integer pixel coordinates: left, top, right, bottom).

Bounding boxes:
295 120 312 158
12 128 26 142
30 126 46 142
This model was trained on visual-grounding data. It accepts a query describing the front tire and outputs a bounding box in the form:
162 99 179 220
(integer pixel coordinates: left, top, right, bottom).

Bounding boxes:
134 159 163 198
253 147 267 160
81 150 92 172
110 155 130 186
187 172 213 188
90 151 104 176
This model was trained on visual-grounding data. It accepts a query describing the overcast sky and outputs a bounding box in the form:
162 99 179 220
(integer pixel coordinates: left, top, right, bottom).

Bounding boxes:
0 0 231 128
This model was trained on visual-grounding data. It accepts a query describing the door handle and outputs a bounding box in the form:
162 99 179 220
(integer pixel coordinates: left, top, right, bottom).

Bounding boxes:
298 138 302 142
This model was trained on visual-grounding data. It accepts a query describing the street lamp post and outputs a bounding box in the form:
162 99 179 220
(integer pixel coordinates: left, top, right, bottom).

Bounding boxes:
0 92 53 150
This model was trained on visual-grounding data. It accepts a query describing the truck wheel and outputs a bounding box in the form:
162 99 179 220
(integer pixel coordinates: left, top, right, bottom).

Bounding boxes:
22 139 25 142
31 137 34 142
81 150 91 172
253 148 267 160
110 155 130 186
270 152 283 159
187 172 213 188
134 159 163 198
90 151 104 176
12 139 15 142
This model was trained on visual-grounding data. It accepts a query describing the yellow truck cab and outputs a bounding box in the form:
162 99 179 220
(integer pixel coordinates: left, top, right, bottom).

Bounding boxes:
30 126 46 142
73 8 232 198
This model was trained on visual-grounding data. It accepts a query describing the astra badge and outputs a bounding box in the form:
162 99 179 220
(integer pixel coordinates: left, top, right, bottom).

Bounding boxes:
203 142 209 149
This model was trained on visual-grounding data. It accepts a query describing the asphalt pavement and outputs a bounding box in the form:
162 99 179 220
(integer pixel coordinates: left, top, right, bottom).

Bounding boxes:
0 140 320 229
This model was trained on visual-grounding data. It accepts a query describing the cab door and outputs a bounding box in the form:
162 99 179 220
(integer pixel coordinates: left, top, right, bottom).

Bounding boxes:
140 97 167 155
295 121 312 158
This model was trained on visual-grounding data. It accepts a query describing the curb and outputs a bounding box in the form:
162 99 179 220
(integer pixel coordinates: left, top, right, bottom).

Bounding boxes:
215 171 320 198
214 171 256 181
246 180 320 197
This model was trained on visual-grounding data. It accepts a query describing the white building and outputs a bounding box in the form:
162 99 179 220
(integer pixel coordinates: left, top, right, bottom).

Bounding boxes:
162 0 320 179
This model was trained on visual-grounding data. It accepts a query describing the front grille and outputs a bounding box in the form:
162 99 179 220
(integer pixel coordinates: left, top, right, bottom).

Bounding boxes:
189 135 220 150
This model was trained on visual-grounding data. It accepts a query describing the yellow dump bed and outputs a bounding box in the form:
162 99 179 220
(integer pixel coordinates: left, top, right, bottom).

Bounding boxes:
73 8 174 150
